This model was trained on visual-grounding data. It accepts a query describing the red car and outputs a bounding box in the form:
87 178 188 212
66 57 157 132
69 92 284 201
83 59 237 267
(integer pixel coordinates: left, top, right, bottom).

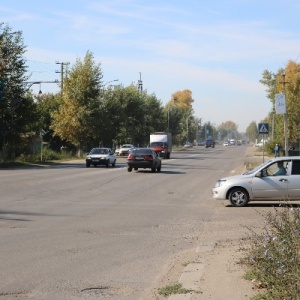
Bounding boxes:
127 148 161 172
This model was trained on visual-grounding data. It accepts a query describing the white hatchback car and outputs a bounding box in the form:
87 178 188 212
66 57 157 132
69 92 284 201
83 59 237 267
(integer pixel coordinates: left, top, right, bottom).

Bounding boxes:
212 157 300 206
85 148 116 168
116 144 135 156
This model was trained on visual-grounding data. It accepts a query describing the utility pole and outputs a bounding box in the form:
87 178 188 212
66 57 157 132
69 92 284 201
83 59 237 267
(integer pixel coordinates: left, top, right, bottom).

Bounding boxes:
272 104 275 140
55 61 69 96
138 72 143 93
167 97 177 132
280 73 289 156
186 116 189 144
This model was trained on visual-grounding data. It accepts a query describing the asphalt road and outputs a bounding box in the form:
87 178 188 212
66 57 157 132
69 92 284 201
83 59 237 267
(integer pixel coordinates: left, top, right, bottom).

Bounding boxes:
0 145 263 300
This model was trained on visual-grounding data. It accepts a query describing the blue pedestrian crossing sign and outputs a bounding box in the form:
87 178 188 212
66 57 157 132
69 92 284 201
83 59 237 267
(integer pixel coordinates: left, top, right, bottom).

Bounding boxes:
258 123 269 134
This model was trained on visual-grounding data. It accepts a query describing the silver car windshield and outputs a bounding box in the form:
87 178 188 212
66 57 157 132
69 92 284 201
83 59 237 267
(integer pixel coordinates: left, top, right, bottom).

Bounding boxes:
243 160 273 175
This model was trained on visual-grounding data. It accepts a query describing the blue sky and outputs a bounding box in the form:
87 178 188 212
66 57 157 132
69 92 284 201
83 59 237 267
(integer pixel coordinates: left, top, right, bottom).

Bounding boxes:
2 0 300 132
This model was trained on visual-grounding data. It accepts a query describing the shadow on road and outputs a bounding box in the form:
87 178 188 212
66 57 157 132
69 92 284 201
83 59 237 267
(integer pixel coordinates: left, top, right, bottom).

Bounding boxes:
226 202 300 208
0 209 59 221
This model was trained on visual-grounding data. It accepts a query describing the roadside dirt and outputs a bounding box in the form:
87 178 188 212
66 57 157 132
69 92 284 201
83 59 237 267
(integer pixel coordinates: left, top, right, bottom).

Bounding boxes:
144 236 259 300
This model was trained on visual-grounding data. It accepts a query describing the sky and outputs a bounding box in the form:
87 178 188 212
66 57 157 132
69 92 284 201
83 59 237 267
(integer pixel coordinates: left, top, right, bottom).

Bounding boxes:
2 0 300 132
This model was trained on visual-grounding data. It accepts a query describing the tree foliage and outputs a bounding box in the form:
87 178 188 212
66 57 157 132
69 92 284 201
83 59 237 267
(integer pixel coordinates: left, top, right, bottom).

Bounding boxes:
285 61 300 141
164 89 195 144
35 92 64 151
245 121 258 142
260 61 300 144
217 120 238 140
0 23 39 159
51 59 165 154
111 85 164 147
51 51 103 155
2 22 255 159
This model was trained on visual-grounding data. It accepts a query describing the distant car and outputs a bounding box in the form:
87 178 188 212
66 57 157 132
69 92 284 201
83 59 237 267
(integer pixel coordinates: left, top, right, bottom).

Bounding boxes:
205 138 215 148
127 148 161 172
223 142 229 146
183 142 193 148
116 144 135 156
85 147 116 168
197 141 206 146
255 142 263 147
212 157 300 207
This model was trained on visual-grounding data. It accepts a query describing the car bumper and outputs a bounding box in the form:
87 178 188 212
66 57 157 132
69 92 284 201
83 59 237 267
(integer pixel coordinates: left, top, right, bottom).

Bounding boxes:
127 161 154 169
158 151 168 157
212 187 227 200
120 151 130 156
86 159 108 165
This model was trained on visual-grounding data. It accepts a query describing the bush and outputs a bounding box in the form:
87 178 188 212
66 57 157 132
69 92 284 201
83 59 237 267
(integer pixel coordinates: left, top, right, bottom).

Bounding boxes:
265 141 282 156
40 148 63 161
17 153 41 163
241 205 300 299
17 148 63 162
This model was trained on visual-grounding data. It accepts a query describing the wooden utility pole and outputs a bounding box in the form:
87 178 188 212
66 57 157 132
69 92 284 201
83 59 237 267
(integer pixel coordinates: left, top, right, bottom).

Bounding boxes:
281 73 289 156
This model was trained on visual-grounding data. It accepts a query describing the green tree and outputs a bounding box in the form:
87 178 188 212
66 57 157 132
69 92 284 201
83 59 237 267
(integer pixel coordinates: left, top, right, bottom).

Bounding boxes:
217 121 238 140
245 121 258 142
143 92 165 145
260 69 282 142
35 92 65 152
111 85 164 147
51 51 103 156
0 23 38 160
164 102 182 142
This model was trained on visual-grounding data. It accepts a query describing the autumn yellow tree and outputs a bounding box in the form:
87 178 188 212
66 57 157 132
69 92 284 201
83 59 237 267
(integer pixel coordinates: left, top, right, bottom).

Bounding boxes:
284 60 300 141
168 89 194 111
260 60 300 143
164 89 195 144
51 51 103 156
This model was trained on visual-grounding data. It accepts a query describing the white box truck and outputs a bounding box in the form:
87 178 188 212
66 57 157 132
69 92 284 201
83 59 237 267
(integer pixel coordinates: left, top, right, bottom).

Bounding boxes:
149 132 172 159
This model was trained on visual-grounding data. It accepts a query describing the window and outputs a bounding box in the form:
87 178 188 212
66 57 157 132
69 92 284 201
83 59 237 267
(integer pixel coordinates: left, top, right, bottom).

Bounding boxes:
266 160 290 176
291 160 300 175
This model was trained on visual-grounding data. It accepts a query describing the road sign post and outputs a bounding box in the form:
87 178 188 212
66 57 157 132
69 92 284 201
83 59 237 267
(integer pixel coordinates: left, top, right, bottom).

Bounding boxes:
258 123 269 162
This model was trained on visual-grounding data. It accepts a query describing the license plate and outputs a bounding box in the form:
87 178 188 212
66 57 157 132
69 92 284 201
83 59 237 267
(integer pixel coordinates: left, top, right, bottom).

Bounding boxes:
135 157 144 160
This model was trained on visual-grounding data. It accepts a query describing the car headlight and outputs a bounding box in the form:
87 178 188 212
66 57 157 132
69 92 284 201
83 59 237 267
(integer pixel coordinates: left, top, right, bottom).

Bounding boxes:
215 180 226 188
86 156 91 160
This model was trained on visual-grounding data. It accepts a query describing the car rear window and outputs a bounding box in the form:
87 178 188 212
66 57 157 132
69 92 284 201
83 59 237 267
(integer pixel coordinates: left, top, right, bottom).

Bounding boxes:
131 149 152 155
90 148 107 154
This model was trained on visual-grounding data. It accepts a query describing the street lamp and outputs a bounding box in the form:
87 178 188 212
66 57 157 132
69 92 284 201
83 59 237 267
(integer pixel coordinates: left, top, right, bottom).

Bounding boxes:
102 79 118 91
24 80 60 93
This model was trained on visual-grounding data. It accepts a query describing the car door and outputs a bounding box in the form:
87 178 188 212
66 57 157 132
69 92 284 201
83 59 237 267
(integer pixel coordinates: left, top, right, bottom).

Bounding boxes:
108 149 114 163
251 160 289 200
288 159 300 199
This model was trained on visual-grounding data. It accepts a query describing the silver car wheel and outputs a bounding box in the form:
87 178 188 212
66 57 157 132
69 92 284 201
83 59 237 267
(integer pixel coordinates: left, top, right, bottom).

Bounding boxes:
229 188 249 207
